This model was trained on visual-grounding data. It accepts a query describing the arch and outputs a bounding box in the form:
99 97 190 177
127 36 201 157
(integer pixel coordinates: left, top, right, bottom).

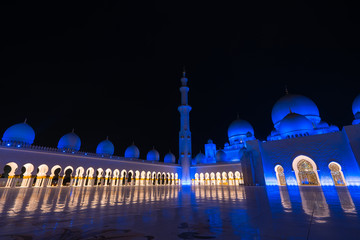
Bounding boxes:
199 173 204 185
128 170 134 185
94 168 104 186
228 171 234 185
135 170 140 186
112 169 120 186
205 172 210 185
84 167 95 186
120 169 127 186
292 155 320 186
33 164 49 187
171 173 175 185
216 172 221 185
146 171 152 185
166 173 170 185
328 162 346 186
152 171 157 185
157 172 162 185
194 173 199 185
275 165 286 186
210 172 216 185
48 165 62 187
62 166 74 186
222 172 228 185
73 166 85 187
104 168 112 186
140 171 146 186
1 162 19 188
175 173 178 185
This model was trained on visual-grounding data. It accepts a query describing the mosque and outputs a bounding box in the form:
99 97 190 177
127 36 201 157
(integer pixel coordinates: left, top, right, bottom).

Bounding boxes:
1 72 360 189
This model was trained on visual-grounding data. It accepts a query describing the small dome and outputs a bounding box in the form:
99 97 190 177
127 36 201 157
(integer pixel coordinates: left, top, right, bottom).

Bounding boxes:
317 121 329 129
96 137 114 155
146 148 160 161
57 131 81 151
216 150 227 162
228 119 254 139
207 139 213 144
194 152 206 164
352 94 360 117
2 121 35 145
279 113 313 135
272 94 320 127
164 152 176 163
125 144 140 158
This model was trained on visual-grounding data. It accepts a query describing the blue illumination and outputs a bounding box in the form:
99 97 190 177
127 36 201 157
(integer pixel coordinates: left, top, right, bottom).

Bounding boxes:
271 94 320 127
125 144 140 158
146 148 160 161
96 138 114 156
164 152 176 163
57 131 81 151
2 122 35 145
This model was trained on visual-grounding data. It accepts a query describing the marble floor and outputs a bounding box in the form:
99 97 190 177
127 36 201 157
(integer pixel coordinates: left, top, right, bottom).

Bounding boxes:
0 185 360 239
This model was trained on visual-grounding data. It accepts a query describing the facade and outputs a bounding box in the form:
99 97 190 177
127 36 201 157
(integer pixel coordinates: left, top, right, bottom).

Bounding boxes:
1 72 360 189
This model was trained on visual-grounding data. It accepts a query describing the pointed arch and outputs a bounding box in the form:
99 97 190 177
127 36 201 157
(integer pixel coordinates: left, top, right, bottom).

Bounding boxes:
328 162 346 186
275 165 286 186
292 155 320 186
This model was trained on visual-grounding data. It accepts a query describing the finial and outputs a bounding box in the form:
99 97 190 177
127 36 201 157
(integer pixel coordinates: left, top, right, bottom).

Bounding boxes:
236 113 240 119
285 85 289 95
72 128 75 133
182 65 186 77
289 107 293 114
24 118 27 123
106 136 109 140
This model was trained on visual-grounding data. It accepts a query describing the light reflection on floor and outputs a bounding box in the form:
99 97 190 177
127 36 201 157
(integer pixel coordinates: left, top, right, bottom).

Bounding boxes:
0 185 360 239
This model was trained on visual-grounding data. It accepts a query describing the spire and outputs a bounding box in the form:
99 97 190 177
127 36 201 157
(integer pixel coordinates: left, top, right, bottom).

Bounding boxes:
72 128 75 133
236 113 240 119
181 66 188 86
285 85 289 95
24 118 27 123
106 136 109 140
182 65 186 77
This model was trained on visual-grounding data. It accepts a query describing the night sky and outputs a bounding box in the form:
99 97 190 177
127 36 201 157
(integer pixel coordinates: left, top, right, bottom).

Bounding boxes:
1 2 360 160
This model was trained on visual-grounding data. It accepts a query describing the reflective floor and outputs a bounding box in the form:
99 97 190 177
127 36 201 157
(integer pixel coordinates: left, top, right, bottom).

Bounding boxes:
0 186 360 239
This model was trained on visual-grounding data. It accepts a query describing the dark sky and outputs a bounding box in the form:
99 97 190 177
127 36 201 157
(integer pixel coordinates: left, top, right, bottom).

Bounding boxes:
1 1 360 160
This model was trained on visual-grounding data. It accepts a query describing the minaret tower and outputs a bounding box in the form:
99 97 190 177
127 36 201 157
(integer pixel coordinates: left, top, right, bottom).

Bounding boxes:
178 69 192 185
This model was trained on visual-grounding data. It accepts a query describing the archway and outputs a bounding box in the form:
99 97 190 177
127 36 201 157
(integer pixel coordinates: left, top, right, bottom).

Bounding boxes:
146 171 152 185
210 172 215 185
200 173 204 185
329 162 346 186
104 168 112 186
113 169 120 186
84 167 95 187
161 173 165 185
275 165 286 186
228 172 234 185
293 155 320 186
127 171 133 185
1 162 18 188
34 164 49 187
222 172 228 185
73 167 85 187
205 172 210 185
62 167 73 186
152 172 157 185
49 166 62 187
135 170 140 186
121 170 127 186
157 172 161 185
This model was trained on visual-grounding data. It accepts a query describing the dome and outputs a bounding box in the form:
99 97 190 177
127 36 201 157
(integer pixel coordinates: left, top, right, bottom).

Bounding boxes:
216 150 227 162
352 94 360 117
228 119 254 138
279 112 314 135
146 148 160 161
272 94 320 127
2 121 35 145
194 152 206 164
125 144 140 158
96 137 114 155
57 131 81 151
164 152 176 163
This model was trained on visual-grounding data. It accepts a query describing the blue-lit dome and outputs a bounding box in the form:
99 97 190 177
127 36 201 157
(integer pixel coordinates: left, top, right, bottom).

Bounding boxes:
279 112 313 136
164 152 176 163
146 148 160 161
216 150 227 162
125 143 140 158
194 152 206 164
96 137 114 155
2 121 35 145
352 94 360 117
272 94 320 128
228 119 254 138
57 131 81 151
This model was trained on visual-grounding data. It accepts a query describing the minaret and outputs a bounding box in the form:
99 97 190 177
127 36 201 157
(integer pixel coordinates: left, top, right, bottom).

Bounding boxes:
178 69 192 185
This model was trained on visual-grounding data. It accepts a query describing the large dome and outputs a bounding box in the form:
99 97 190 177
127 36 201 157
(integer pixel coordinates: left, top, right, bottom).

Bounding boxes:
96 137 114 155
57 131 81 151
352 94 360 117
2 121 35 145
228 119 254 138
146 148 160 161
125 144 140 158
164 152 176 163
279 112 314 135
194 152 206 164
216 150 227 162
272 94 320 127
